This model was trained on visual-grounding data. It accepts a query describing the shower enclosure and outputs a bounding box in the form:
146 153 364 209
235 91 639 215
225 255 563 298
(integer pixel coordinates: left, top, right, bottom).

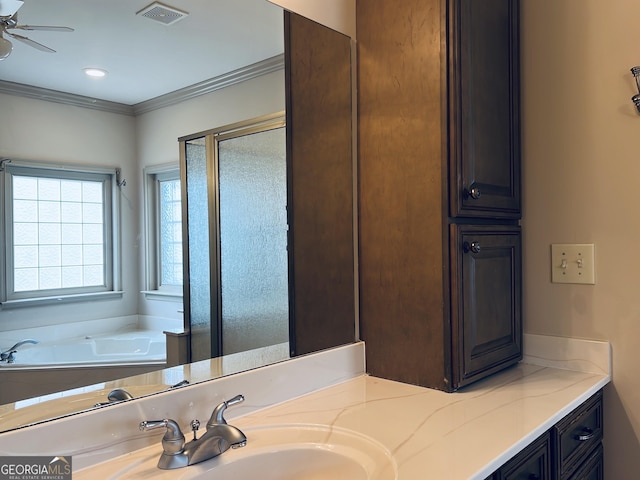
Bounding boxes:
180 114 288 360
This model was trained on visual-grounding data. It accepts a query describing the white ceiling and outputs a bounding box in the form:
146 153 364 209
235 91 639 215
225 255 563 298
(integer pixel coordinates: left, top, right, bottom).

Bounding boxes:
0 0 284 105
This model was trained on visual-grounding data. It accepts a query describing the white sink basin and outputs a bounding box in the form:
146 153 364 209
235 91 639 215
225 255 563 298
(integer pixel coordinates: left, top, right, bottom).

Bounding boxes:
185 424 397 480
75 424 397 479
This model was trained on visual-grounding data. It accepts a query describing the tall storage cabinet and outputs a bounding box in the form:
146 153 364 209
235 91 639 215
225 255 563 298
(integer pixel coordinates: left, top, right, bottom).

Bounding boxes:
358 0 522 391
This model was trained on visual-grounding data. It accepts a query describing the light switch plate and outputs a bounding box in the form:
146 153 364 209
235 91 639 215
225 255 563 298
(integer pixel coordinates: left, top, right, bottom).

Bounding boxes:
551 244 595 284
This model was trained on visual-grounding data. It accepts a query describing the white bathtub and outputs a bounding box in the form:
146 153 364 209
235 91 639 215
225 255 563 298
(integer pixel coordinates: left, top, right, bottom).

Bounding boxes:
0 315 179 404
6 330 166 367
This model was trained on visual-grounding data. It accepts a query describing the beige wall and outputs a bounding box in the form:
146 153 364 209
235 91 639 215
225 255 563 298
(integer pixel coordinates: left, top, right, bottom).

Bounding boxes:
0 94 139 330
268 0 355 37
0 70 285 329
521 0 640 476
136 70 285 318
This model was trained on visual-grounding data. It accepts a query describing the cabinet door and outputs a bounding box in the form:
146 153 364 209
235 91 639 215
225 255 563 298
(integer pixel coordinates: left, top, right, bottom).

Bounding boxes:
451 224 522 388
497 431 552 480
449 0 521 219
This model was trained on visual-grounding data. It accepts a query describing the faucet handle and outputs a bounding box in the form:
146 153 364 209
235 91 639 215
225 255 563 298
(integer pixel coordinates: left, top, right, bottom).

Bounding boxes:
4 351 16 363
207 394 244 429
139 419 185 455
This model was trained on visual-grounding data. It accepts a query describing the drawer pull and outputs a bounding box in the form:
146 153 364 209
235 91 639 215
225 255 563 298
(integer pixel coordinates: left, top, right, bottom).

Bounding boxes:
574 427 595 441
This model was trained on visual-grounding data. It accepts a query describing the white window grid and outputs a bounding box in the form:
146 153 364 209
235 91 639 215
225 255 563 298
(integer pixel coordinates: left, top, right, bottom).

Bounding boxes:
143 164 183 299
158 174 183 288
1 161 120 305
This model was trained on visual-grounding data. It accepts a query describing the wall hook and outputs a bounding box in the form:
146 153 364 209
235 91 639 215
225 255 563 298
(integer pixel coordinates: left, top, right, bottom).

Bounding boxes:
631 66 640 115
115 168 127 187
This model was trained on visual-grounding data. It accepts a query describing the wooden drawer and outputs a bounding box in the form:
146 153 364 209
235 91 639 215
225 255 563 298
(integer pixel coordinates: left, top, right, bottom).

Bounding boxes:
568 443 603 480
553 390 603 479
496 431 552 480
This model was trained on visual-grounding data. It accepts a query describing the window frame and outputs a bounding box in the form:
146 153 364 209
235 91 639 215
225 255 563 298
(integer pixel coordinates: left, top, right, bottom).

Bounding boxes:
0 159 122 308
142 163 183 302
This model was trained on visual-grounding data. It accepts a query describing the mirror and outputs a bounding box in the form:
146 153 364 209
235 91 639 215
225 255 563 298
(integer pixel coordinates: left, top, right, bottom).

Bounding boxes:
0 1 355 433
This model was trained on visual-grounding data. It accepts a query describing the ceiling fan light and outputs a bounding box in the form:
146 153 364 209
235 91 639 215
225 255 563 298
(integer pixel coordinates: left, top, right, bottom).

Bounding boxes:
0 37 12 60
0 0 24 18
83 67 108 78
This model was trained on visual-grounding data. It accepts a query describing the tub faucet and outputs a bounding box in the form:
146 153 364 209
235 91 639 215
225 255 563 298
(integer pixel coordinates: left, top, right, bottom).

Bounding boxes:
139 394 247 470
0 339 38 363
95 388 135 407
96 382 189 408
108 388 134 402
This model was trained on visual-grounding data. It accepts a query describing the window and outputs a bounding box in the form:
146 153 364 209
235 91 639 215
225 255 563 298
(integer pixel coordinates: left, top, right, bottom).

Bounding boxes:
143 164 183 300
1 160 121 306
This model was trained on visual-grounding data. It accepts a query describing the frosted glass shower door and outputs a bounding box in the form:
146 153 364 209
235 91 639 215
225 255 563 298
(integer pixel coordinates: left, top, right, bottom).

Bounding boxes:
217 127 288 355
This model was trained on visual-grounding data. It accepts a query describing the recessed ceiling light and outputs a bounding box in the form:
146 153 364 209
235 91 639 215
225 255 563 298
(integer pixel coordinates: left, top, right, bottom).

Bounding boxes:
83 68 108 78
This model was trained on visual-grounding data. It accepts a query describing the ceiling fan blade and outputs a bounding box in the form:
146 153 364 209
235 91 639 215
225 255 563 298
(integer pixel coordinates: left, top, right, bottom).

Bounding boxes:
0 0 24 18
5 31 54 52
10 25 74 32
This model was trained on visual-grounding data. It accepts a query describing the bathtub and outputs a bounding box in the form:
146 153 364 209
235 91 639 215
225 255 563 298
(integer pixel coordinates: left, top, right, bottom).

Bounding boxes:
0 315 179 404
6 330 166 367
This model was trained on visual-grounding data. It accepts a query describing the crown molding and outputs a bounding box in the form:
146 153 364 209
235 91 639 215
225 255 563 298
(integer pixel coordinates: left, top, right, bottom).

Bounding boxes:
0 80 135 116
133 54 284 115
0 54 285 117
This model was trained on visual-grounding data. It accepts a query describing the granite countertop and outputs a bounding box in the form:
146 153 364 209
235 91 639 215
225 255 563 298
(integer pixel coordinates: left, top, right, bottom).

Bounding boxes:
75 359 609 479
1 336 610 479
236 364 609 479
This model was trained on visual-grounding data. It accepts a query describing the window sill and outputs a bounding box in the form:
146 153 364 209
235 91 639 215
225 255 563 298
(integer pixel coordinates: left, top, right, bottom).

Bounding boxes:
0 291 124 309
141 290 183 302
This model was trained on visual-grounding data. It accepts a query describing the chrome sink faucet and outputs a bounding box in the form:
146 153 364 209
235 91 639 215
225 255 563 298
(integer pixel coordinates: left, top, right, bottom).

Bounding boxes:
0 339 38 363
139 394 247 469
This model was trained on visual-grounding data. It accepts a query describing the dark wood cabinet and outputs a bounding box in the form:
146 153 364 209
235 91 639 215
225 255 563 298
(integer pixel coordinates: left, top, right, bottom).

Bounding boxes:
488 390 604 480
553 390 604 480
358 0 522 391
449 0 521 219
567 444 603 480
451 224 522 387
494 431 553 480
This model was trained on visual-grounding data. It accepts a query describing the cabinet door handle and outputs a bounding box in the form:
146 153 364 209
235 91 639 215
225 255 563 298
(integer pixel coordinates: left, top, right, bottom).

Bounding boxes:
465 186 481 199
463 241 481 254
574 427 595 441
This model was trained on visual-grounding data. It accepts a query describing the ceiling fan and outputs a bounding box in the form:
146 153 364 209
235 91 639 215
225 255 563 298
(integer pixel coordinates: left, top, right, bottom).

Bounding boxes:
0 0 73 61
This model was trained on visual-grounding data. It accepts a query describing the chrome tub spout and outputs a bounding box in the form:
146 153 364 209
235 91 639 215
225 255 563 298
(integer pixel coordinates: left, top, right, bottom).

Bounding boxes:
1 339 38 363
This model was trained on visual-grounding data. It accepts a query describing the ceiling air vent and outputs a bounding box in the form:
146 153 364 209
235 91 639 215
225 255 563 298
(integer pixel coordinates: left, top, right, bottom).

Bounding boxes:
136 2 189 26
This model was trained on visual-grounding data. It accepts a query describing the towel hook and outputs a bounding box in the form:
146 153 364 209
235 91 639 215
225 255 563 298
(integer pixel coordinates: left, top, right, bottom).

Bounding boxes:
0 158 11 172
631 66 640 115
115 168 127 187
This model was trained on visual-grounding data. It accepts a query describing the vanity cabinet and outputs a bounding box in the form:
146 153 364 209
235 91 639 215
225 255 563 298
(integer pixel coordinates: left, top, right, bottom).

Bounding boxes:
565 444 603 480
357 0 521 390
493 431 553 480
488 390 604 480
552 389 604 479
